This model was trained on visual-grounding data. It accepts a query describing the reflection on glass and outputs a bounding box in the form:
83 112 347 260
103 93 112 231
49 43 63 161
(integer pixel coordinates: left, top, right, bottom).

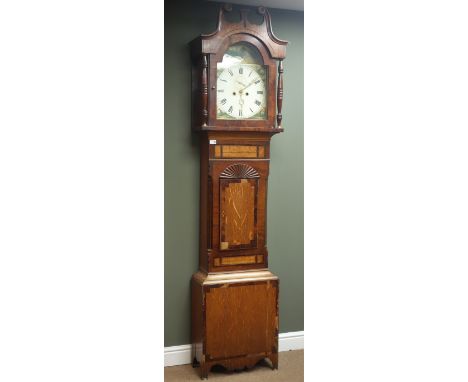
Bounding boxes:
216 42 267 120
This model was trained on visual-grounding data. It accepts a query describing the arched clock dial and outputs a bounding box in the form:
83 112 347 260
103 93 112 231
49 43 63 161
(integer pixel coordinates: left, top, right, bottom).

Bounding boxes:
217 64 266 120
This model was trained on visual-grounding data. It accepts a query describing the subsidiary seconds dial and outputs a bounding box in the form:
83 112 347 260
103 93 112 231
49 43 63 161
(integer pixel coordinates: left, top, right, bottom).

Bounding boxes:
216 64 266 120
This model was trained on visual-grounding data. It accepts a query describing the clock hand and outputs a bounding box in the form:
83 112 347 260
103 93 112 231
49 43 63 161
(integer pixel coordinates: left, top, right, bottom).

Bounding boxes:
240 78 258 91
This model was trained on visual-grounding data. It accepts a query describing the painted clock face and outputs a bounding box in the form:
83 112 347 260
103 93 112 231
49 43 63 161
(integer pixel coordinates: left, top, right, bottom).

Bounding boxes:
216 42 267 120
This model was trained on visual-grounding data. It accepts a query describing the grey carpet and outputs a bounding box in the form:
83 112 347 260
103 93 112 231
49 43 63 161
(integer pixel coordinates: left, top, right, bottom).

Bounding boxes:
165 350 304 381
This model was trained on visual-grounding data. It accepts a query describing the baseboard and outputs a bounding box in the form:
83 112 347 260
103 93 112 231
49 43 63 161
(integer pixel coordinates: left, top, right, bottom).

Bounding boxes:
164 344 193 368
164 330 304 367
278 330 304 352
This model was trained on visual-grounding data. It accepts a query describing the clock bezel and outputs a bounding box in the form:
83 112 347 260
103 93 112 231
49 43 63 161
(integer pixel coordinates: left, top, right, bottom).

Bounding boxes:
216 62 268 121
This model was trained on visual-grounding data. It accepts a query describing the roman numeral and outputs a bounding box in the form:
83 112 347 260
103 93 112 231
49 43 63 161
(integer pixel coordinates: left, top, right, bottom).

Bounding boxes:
255 100 261 106
239 109 243 117
217 89 224 93
249 107 254 112
228 69 233 76
220 98 227 105
249 71 252 77
254 80 260 84
228 105 233 113
257 91 263 94
239 67 243 74
220 79 227 82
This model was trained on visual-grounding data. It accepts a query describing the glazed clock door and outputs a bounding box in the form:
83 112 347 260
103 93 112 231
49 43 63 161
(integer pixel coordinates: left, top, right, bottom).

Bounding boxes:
208 34 279 130
209 160 269 272
216 42 268 121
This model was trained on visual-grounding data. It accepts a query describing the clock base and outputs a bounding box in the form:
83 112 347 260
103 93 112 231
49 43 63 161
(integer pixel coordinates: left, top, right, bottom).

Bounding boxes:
198 353 277 379
191 270 279 379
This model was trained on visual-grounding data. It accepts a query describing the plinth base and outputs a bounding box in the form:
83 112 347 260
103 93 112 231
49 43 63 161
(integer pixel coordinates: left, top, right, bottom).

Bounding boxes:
191 270 279 379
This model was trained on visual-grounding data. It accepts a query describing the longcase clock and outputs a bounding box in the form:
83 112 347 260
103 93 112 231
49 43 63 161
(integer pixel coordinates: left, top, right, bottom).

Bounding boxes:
190 5 288 379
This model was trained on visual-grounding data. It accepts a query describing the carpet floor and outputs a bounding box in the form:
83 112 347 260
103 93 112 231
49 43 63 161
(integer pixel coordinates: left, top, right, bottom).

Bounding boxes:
164 350 304 381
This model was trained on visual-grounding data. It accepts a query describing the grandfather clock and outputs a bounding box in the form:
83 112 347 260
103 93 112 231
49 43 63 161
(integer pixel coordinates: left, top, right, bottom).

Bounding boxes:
190 5 287 379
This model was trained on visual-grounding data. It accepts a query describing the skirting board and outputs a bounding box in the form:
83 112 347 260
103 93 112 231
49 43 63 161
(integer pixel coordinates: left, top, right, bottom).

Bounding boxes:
164 330 304 367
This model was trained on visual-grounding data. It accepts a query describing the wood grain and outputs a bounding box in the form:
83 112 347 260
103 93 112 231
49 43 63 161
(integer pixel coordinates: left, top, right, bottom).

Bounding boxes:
191 272 279 377
191 278 204 367
258 146 265 158
220 179 256 249
205 154 268 273
220 255 256 266
222 145 258 158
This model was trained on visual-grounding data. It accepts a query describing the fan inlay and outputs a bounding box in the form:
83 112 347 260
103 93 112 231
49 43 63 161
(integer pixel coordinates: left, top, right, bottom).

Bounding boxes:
220 163 260 179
